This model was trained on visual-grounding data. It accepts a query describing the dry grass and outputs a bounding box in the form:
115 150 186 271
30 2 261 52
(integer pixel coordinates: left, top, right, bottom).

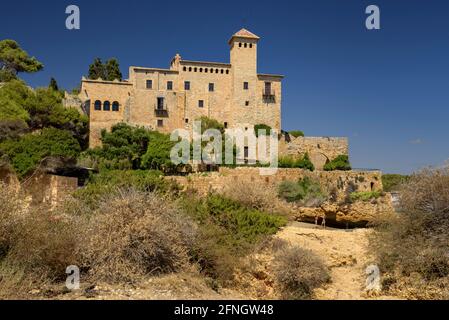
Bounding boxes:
0 186 197 298
79 188 196 284
222 179 291 216
370 166 449 299
272 240 330 300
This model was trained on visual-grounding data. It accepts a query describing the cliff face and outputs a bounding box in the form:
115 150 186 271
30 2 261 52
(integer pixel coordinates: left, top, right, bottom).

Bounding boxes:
295 195 395 228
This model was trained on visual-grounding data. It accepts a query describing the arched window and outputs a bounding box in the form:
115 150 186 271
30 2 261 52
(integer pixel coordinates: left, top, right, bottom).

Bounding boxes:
200 68 203 72
183 67 187 71
189 67 192 72
239 43 242 48
244 43 247 48
205 68 208 73
194 67 197 72
94 100 101 111
103 101 111 111
215 69 219 73
220 69 224 74
250 44 253 48
112 101 119 112
226 70 229 74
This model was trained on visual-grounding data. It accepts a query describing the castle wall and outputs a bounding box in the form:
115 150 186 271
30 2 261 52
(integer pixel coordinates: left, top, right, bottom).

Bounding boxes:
168 167 382 200
279 136 349 170
80 79 132 147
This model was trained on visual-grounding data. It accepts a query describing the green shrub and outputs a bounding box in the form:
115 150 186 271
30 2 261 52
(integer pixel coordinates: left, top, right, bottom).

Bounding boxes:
278 177 325 206
382 174 409 192
254 124 272 137
289 130 304 138
278 153 314 171
181 194 286 283
73 170 176 208
0 127 81 178
323 155 351 171
349 191 382 202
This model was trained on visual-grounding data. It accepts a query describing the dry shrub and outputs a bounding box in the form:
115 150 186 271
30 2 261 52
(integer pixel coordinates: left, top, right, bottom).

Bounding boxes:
223 179 290 216
0 188 82 298
80 188 196 283
370 166 449 299
273 241 329 300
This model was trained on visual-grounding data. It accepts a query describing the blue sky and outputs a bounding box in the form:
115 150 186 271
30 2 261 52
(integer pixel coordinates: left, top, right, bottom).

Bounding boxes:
1 0 448 174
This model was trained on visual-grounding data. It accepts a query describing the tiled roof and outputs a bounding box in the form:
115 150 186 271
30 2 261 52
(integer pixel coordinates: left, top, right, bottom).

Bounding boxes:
229 28 260 44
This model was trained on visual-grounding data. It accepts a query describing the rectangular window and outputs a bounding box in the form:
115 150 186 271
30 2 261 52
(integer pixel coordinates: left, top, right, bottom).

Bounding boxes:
185 118 189 124
243 82 249 90
209 83 214 92
264 82 272 94
198 100 204 108
244 146 249 158
146 80 153 89
224 122 228 129
157 97 164 110
157 120 164 127
167 81 173 90
184 81 190 90
245 101 250 106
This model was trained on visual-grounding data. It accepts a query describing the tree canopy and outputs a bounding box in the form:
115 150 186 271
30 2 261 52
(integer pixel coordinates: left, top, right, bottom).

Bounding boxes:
0 40 43 81
88 57 122 81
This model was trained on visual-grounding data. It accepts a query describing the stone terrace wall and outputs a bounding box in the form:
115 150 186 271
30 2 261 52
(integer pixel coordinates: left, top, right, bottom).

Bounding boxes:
169 167 382 200
279 136 349 170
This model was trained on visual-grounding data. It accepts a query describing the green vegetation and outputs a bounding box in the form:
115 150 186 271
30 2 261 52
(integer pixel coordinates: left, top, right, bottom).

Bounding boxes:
49 77 59 92
289 130 304 138
254 124 272 137
0 128 81 178
278 176 325 205
84 123 182 173
0 79 88 147
349 191 382 202
382 174 409 192
88 57 122 81
323 155 351 171
278 153 314 171
0 40 43 81
73 170 177 208
182 194 287 282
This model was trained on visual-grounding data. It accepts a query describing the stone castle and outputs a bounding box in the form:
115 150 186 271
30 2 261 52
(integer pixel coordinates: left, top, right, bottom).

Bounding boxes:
77 29 348 170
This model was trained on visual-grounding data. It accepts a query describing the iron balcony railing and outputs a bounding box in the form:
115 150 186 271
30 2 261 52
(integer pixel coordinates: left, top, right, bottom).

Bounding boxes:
154 105 169 117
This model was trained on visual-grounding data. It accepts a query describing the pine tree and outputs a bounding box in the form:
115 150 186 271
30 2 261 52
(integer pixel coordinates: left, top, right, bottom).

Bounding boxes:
105 58 122 81
88 58 106 80
49 77 59 91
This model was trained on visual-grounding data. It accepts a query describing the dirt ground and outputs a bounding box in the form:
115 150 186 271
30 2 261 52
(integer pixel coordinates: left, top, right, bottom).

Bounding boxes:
44 222 400 300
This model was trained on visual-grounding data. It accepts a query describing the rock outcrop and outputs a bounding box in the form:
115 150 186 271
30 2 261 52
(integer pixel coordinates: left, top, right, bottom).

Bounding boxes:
295 196 395 228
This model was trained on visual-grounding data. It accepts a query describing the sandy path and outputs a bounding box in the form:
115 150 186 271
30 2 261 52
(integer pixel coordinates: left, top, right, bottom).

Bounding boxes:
276 222 398 300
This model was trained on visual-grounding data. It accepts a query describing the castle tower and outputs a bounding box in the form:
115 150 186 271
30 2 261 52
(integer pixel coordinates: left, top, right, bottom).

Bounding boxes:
229 29 260 128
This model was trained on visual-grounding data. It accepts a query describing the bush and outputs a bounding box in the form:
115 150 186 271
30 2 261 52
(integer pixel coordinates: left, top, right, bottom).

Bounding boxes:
349 191 382 202
254 124 272 137
80 189 196 283
369 167 449 299
181 194 286 283
222 179 290 216
73 170 177 208
278 153 314 171
278 177 326 206
323 155 351 171
0 127 81 178
382 174 409 192
273 244 330 299
289 130 304 138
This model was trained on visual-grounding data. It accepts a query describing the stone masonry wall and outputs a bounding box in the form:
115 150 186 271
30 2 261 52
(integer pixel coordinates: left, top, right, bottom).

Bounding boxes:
168 167 382 201
279 136 349 170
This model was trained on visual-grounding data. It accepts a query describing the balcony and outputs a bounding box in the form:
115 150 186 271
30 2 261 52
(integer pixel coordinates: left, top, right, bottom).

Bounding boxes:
262 89 276 102
154 105 169 118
